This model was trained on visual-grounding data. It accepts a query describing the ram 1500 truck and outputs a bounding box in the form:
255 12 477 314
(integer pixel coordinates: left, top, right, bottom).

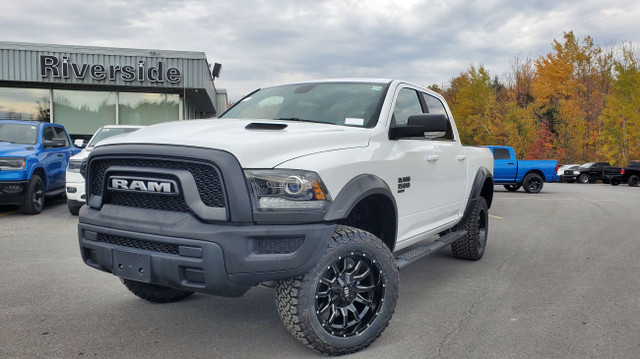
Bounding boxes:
0 120 79 214
78 79 494 355
603 160 640 186
486 145 558 193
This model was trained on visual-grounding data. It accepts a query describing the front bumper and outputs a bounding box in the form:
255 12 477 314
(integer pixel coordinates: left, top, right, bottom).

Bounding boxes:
66 181 86 202
79 205 335 297
0 181 27 205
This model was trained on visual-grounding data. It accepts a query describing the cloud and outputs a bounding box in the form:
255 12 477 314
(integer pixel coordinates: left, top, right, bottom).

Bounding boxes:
2 0 639 101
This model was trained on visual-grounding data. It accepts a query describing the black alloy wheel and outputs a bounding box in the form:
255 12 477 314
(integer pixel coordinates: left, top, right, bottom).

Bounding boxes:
315 252 384 337
523 173 544 193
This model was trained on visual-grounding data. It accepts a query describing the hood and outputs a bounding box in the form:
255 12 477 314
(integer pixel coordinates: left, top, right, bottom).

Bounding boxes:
97 118 371 168
70 148 91 161
0 142 38 157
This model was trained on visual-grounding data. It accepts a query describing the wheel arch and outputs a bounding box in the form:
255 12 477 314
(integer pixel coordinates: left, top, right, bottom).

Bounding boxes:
523 169 545 182
461 167 493 223
324 174 398 251
31 167 46 187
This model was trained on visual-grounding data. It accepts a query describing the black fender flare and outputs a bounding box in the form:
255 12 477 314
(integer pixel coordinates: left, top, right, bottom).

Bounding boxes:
324 174 398 223
461 167 493 223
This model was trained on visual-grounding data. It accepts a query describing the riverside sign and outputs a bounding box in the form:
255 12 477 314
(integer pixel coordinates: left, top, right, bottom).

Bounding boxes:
39 55 182 84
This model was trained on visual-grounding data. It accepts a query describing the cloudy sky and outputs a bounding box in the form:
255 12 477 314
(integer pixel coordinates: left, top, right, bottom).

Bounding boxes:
1 0 639 101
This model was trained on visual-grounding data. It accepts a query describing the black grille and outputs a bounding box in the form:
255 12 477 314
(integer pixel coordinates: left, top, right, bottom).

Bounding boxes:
255 237 305 254
95 233 179 255
90 157 225 211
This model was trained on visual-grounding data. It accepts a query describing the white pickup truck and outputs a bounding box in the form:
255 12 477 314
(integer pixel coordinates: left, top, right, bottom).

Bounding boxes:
78 79 494 355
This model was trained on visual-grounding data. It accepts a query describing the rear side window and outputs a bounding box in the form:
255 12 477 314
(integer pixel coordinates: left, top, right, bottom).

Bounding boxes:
53 127 69 147
493 148 511 160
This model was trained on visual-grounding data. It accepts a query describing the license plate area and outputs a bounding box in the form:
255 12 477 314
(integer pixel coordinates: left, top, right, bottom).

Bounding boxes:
112 249 151 283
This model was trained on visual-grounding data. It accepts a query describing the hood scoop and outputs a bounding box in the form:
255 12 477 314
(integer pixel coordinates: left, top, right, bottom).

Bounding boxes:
245 122 288 131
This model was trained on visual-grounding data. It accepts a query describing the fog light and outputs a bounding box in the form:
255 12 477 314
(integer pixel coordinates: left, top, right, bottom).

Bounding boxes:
67 187 77 193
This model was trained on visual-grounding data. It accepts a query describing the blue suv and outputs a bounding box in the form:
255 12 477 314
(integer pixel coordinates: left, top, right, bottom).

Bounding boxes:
0 120 80 214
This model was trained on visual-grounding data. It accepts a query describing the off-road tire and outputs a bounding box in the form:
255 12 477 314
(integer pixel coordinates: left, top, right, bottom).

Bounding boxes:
451 197 488 260
503 184 521 192
579 174 590 184
628 175 640 187
275 225 399 356
523 173 544 193
121 279 194 303
19 175 44 214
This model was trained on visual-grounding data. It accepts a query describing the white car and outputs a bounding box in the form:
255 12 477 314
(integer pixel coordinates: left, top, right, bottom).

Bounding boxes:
557 163 580 183
77 79 495 355
66 125 143 214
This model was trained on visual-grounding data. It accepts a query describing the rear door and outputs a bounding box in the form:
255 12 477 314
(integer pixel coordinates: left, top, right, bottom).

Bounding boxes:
491 147 517 181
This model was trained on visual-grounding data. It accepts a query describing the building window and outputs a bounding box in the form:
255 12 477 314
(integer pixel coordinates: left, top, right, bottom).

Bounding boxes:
0 87 50 121
53 89 116 136
119 92 179 126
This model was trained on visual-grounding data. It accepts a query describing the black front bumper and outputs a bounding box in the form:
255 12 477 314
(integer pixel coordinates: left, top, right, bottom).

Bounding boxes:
79 205 335 297
0 181 27 206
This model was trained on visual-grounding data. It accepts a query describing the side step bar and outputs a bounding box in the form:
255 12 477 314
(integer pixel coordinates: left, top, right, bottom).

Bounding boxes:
395 230 467 270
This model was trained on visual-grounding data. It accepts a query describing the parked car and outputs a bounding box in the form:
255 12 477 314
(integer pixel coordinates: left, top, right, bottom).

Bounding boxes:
77 79 495 355
602 160 640 187
0 120 80 214
556 164 580 183
66 125 144 215
563 162 611 183
485 145 558 193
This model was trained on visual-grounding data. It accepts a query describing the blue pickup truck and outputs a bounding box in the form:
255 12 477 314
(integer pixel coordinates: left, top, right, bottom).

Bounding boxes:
486 146 558 193
0 120 80 214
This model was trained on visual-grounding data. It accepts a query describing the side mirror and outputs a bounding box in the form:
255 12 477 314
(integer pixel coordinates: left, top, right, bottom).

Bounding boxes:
389 114 448 140
44 139 67 148
74 139 86 148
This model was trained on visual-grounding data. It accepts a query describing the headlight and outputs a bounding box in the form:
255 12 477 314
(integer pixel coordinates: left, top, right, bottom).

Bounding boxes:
0 157 26 170
67 159 85 173
245 169 332 211
573 170 580 175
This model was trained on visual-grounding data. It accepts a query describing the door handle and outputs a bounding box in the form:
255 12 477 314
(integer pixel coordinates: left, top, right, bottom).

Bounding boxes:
508 162 515 165
456 155 467 161
425 155 439 162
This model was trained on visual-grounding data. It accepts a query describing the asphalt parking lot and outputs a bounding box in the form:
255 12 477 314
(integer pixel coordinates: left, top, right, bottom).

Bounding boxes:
1 183 639 358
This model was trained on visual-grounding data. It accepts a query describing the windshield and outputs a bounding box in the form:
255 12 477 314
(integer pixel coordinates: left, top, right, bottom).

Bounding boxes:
0 123 38 145
579 162 595 169
221 82 389 128
87 127 141 147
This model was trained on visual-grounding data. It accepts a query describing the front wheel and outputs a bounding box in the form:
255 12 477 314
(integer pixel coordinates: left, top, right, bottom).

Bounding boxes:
628 175 640 187
503 184 521 192
276 226 399 356
19 175 45 214
451 197 489 260
523 173 544 193
578 174 590 184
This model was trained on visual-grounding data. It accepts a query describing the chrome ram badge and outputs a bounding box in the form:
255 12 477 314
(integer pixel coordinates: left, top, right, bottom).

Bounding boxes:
107 176 178 195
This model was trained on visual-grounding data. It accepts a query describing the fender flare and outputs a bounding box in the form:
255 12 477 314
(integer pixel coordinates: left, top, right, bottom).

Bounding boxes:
461 167 493 222
324 174 397 222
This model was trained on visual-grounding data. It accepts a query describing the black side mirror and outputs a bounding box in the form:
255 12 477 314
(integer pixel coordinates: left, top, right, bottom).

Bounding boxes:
389 114 448 140
44 139 67 148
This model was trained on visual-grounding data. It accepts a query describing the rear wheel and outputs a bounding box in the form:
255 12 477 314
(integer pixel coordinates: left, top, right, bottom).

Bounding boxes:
451 197 488 260
276 226 399 356
503 184 521 192
121 279 194 303
523 173 544 193
628 175 640 187
19 175 44 214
